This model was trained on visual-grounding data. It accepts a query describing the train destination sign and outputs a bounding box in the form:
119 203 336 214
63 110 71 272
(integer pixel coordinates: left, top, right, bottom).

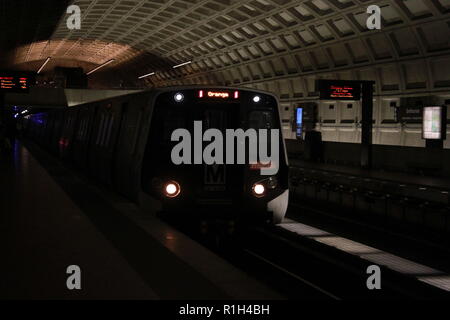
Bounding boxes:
0 71 34 93
317 80 362 101
198 90 240 99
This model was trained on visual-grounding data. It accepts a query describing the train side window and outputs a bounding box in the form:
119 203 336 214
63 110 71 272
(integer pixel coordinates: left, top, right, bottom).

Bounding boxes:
76 119 82 140
82 118 89 141
132 109 143 156
104 115 114 148
96 114 106 146
82 119 87 141
117 102 141 156
100 116 108 147
96 112 113 147
76 112 89 142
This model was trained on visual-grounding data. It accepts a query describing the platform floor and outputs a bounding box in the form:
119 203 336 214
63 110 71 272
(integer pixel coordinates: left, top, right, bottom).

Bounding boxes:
0 142 279 300
280 219 450 292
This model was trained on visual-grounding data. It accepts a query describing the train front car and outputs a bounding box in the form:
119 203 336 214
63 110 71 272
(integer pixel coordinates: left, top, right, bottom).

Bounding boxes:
142 87 289 226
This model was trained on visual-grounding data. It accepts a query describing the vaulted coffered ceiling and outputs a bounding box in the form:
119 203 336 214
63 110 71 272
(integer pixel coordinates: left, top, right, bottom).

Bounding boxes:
2 0 450 98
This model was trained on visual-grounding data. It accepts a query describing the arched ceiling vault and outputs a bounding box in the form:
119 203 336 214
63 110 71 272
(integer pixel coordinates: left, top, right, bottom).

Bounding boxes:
2 0 450 99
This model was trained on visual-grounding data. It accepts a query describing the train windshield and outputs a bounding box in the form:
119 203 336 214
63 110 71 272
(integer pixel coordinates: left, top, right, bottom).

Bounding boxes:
249 110 274 130
162 109 189 142
153 90 279 149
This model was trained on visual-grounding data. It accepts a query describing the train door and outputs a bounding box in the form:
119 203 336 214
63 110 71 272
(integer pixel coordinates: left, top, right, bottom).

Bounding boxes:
44 112 55 149
50 111 64 155
73 106 95 169
113 97 146 200
89 101 123 187
203 109 227 191
200 103 240 200
59 109 78 160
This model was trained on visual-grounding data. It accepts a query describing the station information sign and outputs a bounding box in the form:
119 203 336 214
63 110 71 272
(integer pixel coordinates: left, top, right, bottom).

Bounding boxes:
0 71 34 93
422 106 444 140
317 80 362 101
398 106 422 124
296 107 303 138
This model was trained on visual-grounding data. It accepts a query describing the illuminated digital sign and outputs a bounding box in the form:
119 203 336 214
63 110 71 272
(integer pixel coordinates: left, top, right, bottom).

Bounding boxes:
0 71 34 93
423 106 444 140
317 80 362 101
199 90 239 99
208 91 230 99
296 107 303 138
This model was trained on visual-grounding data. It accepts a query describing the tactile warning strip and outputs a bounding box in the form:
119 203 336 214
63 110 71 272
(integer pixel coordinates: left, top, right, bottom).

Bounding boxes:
280 219 450 292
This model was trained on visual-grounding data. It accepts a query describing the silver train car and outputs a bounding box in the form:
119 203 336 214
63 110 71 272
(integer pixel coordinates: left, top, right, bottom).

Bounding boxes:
22 86 289 225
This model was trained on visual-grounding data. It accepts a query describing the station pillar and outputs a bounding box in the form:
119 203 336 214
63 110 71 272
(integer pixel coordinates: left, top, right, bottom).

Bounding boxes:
361 82 374 170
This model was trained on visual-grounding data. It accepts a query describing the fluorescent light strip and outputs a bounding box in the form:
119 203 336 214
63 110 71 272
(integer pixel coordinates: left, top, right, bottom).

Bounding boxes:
172 61 192 69
138 72 155 79
86 59 115 76
37 57 51 74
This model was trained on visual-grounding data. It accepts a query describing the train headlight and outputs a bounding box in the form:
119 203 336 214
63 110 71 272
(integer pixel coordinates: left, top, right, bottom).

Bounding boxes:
253 95 261 103
252 183 266 197
174 93 184 103
164 181 181 198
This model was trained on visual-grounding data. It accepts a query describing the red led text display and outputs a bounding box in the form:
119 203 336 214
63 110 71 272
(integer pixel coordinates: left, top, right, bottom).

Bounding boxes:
329 86 357 99
317 80 362 101
199 90 240 100
0 72 33 93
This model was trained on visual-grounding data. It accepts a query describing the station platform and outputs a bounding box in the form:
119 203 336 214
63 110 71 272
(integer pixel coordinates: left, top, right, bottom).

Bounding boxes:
0 142 281 300
279 219 450 292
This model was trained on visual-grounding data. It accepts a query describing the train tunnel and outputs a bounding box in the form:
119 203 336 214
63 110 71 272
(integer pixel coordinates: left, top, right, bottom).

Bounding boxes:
1 0 450 306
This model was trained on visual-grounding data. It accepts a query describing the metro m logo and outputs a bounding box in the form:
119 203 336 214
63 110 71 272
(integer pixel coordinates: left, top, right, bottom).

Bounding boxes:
205 164 226 185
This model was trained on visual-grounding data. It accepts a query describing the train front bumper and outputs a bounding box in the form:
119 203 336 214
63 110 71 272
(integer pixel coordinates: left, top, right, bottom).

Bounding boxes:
159 188 289 224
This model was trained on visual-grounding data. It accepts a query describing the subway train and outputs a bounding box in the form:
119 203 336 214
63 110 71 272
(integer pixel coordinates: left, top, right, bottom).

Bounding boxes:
21 87 289 225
